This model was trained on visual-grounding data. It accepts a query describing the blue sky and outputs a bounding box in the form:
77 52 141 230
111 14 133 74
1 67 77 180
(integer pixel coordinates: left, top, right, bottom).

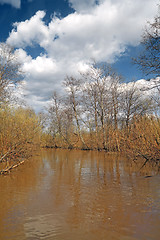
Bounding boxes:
0 0 159 111
0 0 72 41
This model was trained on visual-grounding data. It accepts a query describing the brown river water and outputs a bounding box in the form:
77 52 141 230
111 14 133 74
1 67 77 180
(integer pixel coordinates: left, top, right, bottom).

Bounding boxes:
0 149 160 240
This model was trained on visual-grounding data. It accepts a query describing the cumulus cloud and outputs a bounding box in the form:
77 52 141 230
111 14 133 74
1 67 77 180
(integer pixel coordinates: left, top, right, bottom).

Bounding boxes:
8 11 48 47
7 0 159 111
8 0 159 61
0 0 20 8
14 48 89 111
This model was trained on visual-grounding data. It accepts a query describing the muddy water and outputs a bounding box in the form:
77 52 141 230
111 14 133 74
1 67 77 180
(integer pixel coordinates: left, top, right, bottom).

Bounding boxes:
0 149 160 240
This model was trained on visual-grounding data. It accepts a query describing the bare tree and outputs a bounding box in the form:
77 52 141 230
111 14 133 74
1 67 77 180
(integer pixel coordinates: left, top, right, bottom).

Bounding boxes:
0 43 22 105
109 73 122 130
82 66 110 149
63 76 88 149
133 5 160 76
48 91 74 148
84 82 99 148
82 67 103 149
120 82 154 129
82 65 122 150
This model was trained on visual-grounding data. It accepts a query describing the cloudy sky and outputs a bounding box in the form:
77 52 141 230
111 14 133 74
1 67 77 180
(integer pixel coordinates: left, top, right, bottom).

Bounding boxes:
0 0 159 111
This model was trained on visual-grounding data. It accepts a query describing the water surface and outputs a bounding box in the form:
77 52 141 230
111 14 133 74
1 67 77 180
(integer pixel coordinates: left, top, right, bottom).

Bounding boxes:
0 149 160 240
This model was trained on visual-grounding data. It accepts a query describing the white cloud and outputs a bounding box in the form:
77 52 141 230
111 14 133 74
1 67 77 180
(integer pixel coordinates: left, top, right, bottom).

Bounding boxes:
8 1 159 61
8 11 48 47
7 0 159 111
68 0 98 12
0 0 20 8
14 48 89 112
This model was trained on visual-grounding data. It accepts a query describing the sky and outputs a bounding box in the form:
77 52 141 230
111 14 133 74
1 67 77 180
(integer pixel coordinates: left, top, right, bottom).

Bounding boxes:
0 0 159 111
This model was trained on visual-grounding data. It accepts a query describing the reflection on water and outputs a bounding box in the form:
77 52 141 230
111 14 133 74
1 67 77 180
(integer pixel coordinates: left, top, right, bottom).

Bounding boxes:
0 149 160 240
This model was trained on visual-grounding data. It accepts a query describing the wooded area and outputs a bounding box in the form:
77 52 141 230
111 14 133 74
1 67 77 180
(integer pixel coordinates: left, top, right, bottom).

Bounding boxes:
44 66 160 166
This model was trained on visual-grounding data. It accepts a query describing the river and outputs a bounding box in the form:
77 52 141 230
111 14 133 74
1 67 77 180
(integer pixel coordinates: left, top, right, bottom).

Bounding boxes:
0 149 160 240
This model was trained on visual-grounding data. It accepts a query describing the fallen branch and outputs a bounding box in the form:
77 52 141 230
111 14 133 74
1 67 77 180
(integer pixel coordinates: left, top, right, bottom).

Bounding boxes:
0 159 25 175
0 148 11 163
139 154 150 170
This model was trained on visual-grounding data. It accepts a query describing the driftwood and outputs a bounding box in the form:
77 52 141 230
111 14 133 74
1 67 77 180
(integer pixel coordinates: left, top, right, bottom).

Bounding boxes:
139 154 150 170
0 159 25 175
0 142 22 163
0 148 11 163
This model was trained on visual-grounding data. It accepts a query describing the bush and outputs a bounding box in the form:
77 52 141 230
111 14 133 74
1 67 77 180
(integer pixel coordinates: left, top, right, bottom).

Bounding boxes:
0 106 42 174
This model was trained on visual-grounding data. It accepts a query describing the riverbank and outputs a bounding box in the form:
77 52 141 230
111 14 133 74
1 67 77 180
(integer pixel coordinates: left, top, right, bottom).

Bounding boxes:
42 115 160 166
1 105 160 175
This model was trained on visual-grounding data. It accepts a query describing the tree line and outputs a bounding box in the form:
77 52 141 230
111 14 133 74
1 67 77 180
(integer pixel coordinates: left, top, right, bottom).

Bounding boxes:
44 65 159 163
